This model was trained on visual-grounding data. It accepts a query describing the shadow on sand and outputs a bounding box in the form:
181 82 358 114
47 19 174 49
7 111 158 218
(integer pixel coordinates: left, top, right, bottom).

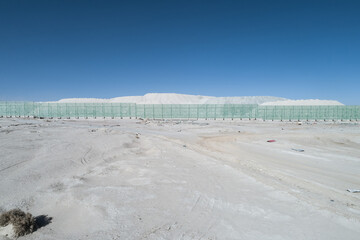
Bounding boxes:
35 215 52 229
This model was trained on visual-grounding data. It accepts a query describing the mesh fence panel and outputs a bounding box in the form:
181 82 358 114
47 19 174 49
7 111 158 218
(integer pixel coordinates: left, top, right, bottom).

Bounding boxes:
0 102 359 120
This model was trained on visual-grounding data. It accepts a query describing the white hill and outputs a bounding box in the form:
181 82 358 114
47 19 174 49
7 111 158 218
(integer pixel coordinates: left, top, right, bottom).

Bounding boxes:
261 99 344 106
58 93 287 104
57 93 343 105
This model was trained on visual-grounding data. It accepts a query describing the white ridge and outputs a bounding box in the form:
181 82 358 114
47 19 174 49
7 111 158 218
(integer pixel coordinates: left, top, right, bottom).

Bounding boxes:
56 93 343 105
261 99 344 106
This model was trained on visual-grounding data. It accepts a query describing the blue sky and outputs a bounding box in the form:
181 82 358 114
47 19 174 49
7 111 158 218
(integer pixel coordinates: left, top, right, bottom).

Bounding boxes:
0 0 359 104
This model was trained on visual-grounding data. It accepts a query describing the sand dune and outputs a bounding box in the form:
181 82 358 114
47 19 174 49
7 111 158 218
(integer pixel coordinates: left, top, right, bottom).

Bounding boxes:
57 93 289 104
56 93 344 105
261 99 344 106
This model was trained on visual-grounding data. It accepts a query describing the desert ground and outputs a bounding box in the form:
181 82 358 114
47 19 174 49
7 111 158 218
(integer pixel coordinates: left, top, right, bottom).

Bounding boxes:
0 118 359 239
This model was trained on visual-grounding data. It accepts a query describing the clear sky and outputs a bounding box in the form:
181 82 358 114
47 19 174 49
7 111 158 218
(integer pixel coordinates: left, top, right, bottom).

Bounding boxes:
0 0 359 104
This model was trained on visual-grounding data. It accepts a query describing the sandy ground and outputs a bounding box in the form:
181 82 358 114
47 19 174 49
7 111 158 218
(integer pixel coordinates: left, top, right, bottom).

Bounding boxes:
0 118 359 240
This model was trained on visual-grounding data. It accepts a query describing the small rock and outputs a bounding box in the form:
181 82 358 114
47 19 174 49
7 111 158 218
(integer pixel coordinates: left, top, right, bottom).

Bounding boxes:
291 148 305 152
347 189 360 193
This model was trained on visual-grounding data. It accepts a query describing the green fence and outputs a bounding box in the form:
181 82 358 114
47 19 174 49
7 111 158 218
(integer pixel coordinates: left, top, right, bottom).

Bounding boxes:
0 102 136 119
0 102 359 121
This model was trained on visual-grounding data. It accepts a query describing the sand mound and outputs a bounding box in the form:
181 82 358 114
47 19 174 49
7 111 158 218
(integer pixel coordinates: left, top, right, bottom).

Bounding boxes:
57 93 288 104
261 99 344 106
56 93 343 105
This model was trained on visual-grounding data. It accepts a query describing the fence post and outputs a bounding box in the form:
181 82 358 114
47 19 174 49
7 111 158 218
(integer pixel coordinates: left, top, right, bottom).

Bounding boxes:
102 103 104 119
120 104 122 119
233 104 236 120
197 104 199 120
214 105 217 120
162 104 164 120
129 104 131 119
188 104 190 120
205 105 208 120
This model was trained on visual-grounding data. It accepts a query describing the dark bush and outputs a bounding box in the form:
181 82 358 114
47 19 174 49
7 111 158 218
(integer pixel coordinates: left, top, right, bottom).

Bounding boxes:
0 209 38 237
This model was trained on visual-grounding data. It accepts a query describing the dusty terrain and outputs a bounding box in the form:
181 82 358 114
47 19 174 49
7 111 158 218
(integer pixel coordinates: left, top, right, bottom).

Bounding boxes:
0 118 359 239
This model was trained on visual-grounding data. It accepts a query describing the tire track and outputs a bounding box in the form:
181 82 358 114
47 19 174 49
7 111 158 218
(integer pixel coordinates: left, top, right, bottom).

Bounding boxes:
81 146 92 165
0 159 29 172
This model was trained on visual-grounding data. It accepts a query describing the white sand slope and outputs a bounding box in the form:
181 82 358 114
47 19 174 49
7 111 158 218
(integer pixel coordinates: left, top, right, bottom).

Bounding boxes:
0 118 359 239
57 93 343 105
261 99 344 106
57 93 288 104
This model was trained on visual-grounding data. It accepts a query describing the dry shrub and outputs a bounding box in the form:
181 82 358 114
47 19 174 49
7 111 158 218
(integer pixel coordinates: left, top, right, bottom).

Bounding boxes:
0 209 37 237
